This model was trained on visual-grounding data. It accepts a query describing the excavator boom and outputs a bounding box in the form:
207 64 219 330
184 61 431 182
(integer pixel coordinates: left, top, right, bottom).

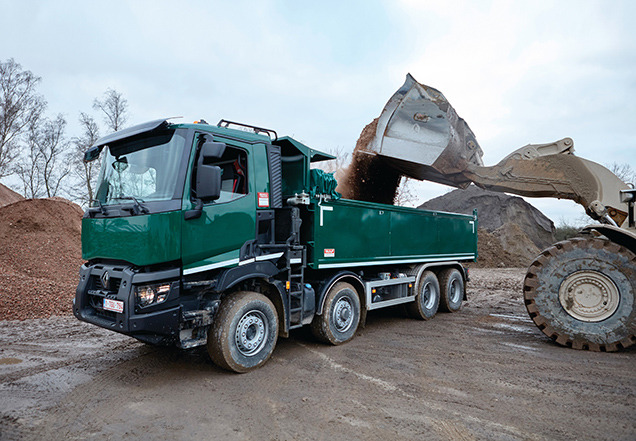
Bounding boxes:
364 74 634 230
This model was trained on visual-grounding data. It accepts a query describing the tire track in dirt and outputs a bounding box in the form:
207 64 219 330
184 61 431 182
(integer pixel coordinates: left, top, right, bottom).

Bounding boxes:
0 340 139 384
24 348 164 441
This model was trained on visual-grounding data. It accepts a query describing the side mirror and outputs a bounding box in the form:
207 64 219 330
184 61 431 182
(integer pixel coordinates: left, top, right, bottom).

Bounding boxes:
196 165 222 200
200 141 226 161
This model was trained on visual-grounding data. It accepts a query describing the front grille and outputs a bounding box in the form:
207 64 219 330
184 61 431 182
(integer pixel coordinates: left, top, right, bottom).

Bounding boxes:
87 291 117 321
93 276 121 292
87 275 123 321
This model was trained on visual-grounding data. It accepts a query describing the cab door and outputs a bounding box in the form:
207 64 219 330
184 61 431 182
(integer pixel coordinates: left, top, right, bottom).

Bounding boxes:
181 136 256 270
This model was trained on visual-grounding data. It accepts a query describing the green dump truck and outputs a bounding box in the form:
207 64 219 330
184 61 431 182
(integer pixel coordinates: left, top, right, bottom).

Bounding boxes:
74 119 478 372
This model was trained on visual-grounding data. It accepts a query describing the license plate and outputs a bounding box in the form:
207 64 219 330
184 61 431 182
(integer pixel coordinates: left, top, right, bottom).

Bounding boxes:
103 298 124 313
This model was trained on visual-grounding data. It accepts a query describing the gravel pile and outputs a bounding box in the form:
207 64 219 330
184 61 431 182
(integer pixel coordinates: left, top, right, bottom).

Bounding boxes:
0 198 83 320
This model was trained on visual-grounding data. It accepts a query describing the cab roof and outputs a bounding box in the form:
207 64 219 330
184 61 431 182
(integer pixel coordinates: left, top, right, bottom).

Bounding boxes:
87 118 335 164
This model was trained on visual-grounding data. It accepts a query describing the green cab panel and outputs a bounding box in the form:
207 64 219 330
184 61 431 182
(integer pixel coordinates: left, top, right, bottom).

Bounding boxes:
82 211 182 266
180 136 258 270
181 195 256 269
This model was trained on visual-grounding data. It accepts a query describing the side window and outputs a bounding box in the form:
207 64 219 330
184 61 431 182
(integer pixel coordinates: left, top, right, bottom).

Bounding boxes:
209 146 248 203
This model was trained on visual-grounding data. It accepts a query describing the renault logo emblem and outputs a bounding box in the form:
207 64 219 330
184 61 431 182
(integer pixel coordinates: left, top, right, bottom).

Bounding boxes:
101 271 110 290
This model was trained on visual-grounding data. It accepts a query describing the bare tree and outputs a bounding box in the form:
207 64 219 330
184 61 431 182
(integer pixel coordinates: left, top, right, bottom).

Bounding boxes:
0 58 46 178
15 114 71 198
607 162 635 184
40 115 71 197
14 120 44 198
69 112 100 204
93 88 128 132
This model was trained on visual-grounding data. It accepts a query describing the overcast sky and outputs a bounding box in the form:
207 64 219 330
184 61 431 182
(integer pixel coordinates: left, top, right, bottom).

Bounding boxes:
2 0 634 224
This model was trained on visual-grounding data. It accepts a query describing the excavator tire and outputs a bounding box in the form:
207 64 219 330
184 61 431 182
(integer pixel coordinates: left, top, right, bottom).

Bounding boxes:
523 237 636 351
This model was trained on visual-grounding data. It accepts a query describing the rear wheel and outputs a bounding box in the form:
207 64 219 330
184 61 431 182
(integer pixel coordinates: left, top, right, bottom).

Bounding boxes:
439 268 464 312
208 291 278 373
524 238 636 351
406 270 440 320
311 282 360 345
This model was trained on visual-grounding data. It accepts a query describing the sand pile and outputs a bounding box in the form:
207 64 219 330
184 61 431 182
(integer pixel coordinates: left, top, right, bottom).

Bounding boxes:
0 198 84 320
493 222 541 265
338 119 402 204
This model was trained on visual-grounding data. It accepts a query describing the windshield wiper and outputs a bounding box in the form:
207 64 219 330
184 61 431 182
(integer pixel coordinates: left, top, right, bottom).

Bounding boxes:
115 196 149 215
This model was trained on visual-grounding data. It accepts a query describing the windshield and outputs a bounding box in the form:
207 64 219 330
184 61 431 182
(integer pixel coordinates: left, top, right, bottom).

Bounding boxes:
93 130 187 206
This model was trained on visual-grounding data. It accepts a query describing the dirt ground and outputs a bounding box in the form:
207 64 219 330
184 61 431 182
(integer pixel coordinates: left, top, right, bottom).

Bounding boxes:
0 268 634 441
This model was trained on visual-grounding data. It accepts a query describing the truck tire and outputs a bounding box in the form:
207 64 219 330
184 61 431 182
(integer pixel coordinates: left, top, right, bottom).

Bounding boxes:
524 238 636 351
406 270 440 320
207 291 278 373
439 268 464 313
311 282 360 345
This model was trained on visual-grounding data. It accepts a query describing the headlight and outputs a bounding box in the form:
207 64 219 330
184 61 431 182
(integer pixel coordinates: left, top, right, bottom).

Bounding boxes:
135 283 171 308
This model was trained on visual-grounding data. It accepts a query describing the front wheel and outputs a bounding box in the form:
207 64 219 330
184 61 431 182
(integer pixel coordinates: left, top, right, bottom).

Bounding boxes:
311 282 361 345
524 238 636 351
208 291 278 373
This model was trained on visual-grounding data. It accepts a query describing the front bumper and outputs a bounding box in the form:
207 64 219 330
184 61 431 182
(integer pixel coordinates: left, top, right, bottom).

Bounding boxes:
74 263 182 345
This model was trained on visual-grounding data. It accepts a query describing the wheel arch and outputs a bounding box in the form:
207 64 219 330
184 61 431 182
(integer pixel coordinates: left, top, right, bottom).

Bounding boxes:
582 224 636 256
220 276 289 339
315 271 365 316
258 279 289 339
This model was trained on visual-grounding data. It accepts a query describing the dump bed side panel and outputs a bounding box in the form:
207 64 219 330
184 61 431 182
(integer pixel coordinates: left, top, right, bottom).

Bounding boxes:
308 199 477 269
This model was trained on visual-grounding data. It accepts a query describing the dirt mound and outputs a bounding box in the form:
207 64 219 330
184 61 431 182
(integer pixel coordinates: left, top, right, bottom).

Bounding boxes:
420 185 555 250
470 226 540 268
0 198 84 320
493 222 541 266
473 228 512 268
0 183 24 208
338 119 401 204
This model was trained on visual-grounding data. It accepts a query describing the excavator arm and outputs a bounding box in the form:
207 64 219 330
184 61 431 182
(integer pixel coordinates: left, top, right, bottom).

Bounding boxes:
462 138 631 228
364 73 634 230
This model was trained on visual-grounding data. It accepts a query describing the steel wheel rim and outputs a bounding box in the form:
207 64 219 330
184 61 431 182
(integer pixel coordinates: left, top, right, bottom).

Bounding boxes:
558 270 620 322
422 282 436 309
332 296 354 332
449 278 461 303
235 309 268 356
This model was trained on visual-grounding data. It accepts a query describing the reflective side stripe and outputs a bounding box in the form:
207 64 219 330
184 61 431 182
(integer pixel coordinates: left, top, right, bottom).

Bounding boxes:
183 258 239 275
185 252 286 274
255 252 284 261
317 255 475 269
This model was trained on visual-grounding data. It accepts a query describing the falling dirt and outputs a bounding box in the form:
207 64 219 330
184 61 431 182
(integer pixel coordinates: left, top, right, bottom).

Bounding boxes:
338 119 402 205
1 268 634 441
